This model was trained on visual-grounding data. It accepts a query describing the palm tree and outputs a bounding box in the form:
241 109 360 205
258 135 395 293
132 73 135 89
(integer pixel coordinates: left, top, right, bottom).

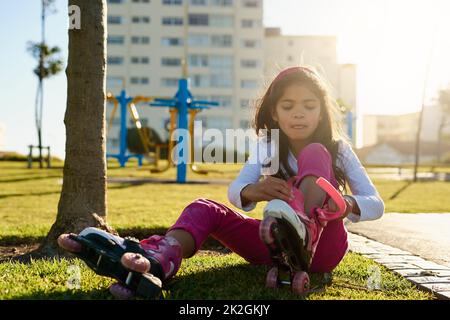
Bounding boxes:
38 0 111 256
27 0 63 168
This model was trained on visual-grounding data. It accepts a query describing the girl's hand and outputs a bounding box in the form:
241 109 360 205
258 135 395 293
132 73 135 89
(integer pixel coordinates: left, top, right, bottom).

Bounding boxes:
241 176 295 204
327 195 355 220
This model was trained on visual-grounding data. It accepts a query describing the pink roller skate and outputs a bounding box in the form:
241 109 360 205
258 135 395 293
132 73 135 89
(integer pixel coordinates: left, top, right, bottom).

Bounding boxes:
58 228 182 299
259 177 346 295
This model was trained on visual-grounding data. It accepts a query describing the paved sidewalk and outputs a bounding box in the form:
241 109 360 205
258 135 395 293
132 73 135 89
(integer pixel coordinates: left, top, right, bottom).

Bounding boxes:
346 213 450 267
348 233 450 299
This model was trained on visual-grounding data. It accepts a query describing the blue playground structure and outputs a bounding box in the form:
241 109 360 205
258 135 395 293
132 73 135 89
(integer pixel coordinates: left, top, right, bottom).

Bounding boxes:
106 78 219 184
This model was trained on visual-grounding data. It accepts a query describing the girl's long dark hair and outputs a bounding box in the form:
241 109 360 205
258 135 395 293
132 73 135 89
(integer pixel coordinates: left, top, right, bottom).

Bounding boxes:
252 66 349 191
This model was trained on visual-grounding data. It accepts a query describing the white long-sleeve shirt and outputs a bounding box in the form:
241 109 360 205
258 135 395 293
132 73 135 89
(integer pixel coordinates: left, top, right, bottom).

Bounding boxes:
227 140 385 223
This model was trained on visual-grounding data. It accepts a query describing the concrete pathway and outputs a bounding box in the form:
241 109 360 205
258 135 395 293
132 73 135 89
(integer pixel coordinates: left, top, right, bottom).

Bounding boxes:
346 213 450 267
348 232 450 300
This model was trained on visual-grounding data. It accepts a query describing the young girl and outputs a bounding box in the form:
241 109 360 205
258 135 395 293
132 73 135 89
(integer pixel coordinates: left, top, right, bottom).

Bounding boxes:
58 66 385 299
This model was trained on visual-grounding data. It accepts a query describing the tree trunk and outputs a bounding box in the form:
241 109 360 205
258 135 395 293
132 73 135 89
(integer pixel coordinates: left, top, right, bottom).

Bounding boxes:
38 0 109 256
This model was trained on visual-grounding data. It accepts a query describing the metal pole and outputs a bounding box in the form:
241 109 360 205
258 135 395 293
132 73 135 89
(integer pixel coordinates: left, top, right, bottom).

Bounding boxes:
118 90 128 167
176 79 189 183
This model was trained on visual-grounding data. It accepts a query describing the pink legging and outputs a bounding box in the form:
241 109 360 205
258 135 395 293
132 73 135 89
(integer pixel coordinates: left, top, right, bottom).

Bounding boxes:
165 143 349 273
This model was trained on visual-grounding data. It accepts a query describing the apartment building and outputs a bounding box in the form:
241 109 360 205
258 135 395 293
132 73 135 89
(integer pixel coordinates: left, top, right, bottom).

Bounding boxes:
106 0 264 153
363 104 450 147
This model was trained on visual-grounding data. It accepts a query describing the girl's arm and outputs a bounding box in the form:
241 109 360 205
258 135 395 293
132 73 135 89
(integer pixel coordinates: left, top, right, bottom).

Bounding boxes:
228 158 262 211
228 141 292 211
338 141 385 223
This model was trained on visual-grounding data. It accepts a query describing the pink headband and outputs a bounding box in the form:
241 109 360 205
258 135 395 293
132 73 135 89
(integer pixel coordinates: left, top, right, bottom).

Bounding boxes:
269 66 317 94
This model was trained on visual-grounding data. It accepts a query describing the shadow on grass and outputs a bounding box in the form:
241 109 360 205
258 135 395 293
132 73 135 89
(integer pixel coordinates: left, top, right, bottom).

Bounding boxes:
0 182 143 200
0 190 60 200
1 226 229 263
5 288 113 300
387 181 414 200
0 174 62 184
7 262 326 300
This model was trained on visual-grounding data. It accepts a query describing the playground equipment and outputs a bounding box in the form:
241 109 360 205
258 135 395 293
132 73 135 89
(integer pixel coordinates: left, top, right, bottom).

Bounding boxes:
27 145 51 168
106 78 219 183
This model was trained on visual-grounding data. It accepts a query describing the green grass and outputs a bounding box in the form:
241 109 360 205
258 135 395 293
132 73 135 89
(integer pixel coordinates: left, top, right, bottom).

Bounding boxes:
0 161 444 299
0 252 433 300
1 161 449 244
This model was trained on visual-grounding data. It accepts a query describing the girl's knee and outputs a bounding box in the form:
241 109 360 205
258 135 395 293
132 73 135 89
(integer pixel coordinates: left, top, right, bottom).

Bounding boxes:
184 198 215 214
183 198 227 221
298 143 331 161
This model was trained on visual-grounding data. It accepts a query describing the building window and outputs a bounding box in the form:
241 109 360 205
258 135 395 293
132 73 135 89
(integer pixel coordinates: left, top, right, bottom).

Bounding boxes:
108 16 124 24
162 57 182 66
108 0 124 4
132 16 151 23
241 79 258 89
242 0 259 7
190 0 207 5
210 55 233 69
163 0 183 4
240 120 250 129
131 36 150 44
241 19 261 28
162 17 183 25
189 14 209 26
241 59 259 68
210 0 233 6
241 39 261 48
188 34 209 46
107 76 124 87
131 57 150 64
210 15 233 27
108 56 124 65
240 99 250 108
205 117 232 135
161 78 179 87
108 35 125 44
211 95 232 108
192 74 209 88
211 34 232 47
210 74 232 88
133 0 151 2
188 54 209 67
161 37 183 46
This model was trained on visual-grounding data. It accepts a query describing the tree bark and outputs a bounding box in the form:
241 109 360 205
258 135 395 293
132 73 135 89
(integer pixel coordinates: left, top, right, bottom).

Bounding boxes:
38 0 109 256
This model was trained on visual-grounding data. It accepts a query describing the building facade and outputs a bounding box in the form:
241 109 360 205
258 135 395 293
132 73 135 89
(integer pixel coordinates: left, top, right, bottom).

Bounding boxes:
105 0 358 157
362 104 450 147
106 0 264 154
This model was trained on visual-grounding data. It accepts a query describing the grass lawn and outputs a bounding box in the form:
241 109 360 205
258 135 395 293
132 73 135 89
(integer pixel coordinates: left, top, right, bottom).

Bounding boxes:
0 252 432 300
0 160 444 299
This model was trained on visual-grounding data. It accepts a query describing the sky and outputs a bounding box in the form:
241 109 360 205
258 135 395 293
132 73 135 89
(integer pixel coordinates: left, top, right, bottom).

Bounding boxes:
1 0 450 158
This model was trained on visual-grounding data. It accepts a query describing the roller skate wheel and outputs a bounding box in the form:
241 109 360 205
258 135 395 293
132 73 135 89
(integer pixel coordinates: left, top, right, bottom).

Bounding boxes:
135 273 163 299
121 252 151 274
57 234 83 253
259 216 277 246
265 267 279 289
292 271 310 295
109 283 135 300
